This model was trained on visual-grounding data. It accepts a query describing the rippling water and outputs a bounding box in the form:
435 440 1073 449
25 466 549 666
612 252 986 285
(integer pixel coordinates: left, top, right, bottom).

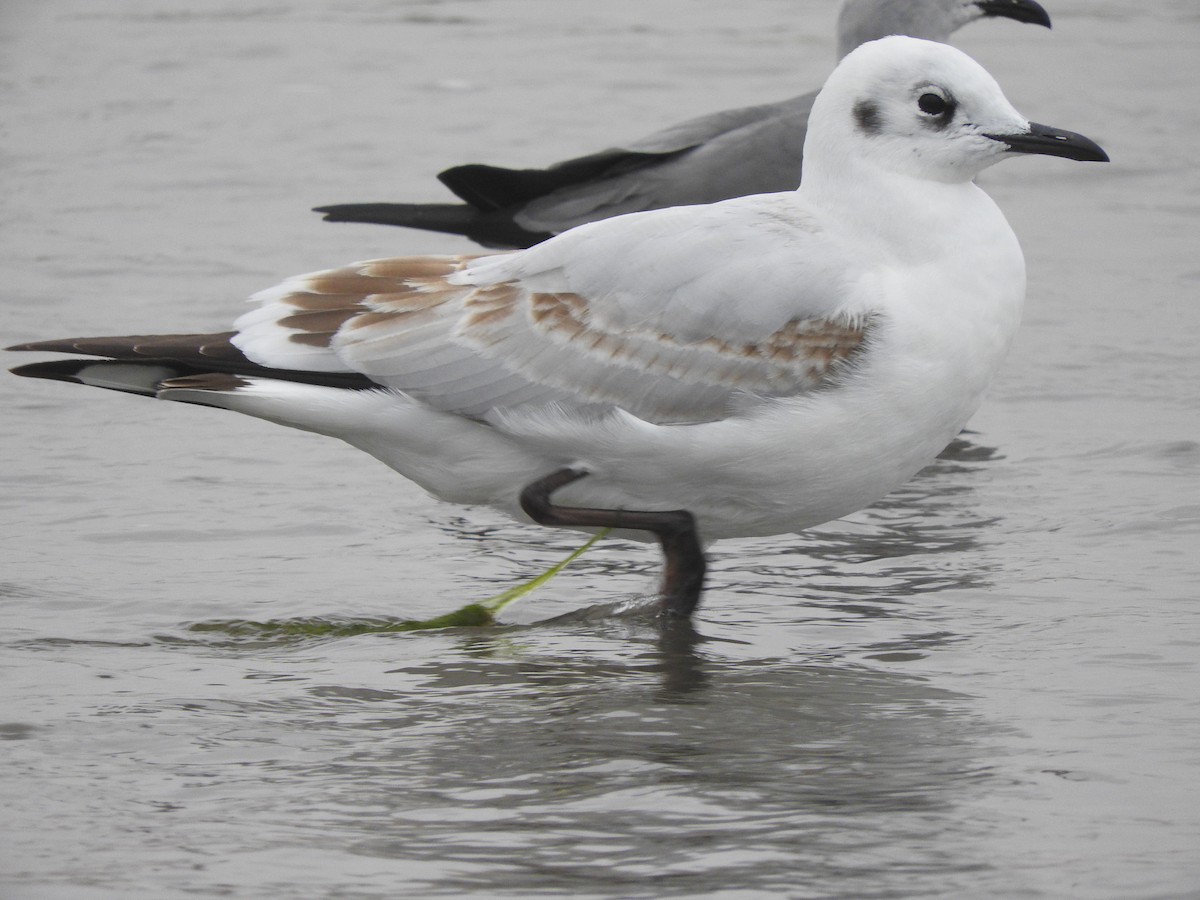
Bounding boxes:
3 1 1199 898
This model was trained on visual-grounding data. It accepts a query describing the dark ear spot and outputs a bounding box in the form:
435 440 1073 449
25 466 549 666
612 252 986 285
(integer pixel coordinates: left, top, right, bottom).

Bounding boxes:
853 100 881 135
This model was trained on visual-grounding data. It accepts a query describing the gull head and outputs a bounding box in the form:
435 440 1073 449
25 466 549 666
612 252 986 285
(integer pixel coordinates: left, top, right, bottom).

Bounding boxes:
836 0 1052 58
805 35 1107 188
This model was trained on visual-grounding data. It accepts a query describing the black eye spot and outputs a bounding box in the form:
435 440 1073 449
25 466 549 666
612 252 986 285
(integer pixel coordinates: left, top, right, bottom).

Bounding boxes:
919 92 949 116
853 99 882 135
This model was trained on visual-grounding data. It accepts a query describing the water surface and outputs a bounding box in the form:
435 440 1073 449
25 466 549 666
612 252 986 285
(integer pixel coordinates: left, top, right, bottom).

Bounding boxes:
2 2 1199 898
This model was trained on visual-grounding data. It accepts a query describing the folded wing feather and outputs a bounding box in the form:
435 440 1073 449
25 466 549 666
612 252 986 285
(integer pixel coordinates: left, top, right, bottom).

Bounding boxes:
234 246 872 425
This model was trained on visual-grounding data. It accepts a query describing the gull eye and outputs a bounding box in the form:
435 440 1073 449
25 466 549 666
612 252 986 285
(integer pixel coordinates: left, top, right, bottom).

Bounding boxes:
918 92 949 116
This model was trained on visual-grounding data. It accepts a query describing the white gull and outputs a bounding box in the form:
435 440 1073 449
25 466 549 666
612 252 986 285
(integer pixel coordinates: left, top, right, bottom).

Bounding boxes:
314 0 1053 247
9 37 1107 619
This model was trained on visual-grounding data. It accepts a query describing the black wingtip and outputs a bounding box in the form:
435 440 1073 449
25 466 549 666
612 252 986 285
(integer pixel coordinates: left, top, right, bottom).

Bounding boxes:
9 358 188 396
312 201 547 249
312 201 472 230
10 360 87 383
312 204 387 224
8 340 65 353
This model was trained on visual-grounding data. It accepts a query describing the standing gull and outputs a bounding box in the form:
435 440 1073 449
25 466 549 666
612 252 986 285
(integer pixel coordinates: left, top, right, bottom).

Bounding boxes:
9 37 1106 620
314 0 1052 247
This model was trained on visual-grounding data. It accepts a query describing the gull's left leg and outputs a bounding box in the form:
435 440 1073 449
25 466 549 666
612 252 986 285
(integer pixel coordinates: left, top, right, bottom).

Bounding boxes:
519 467 706 619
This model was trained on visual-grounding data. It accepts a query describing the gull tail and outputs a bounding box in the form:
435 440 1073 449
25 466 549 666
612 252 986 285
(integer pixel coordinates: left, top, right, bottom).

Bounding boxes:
311 201 548 249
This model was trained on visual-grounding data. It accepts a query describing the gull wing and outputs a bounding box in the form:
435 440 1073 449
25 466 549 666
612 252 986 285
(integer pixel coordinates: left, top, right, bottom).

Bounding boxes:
236 193 874 425
512 94 817 233
440 93 814 211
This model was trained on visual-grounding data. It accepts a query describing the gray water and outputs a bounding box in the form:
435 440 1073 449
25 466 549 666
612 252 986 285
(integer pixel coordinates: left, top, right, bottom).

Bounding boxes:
2 1 1199 898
